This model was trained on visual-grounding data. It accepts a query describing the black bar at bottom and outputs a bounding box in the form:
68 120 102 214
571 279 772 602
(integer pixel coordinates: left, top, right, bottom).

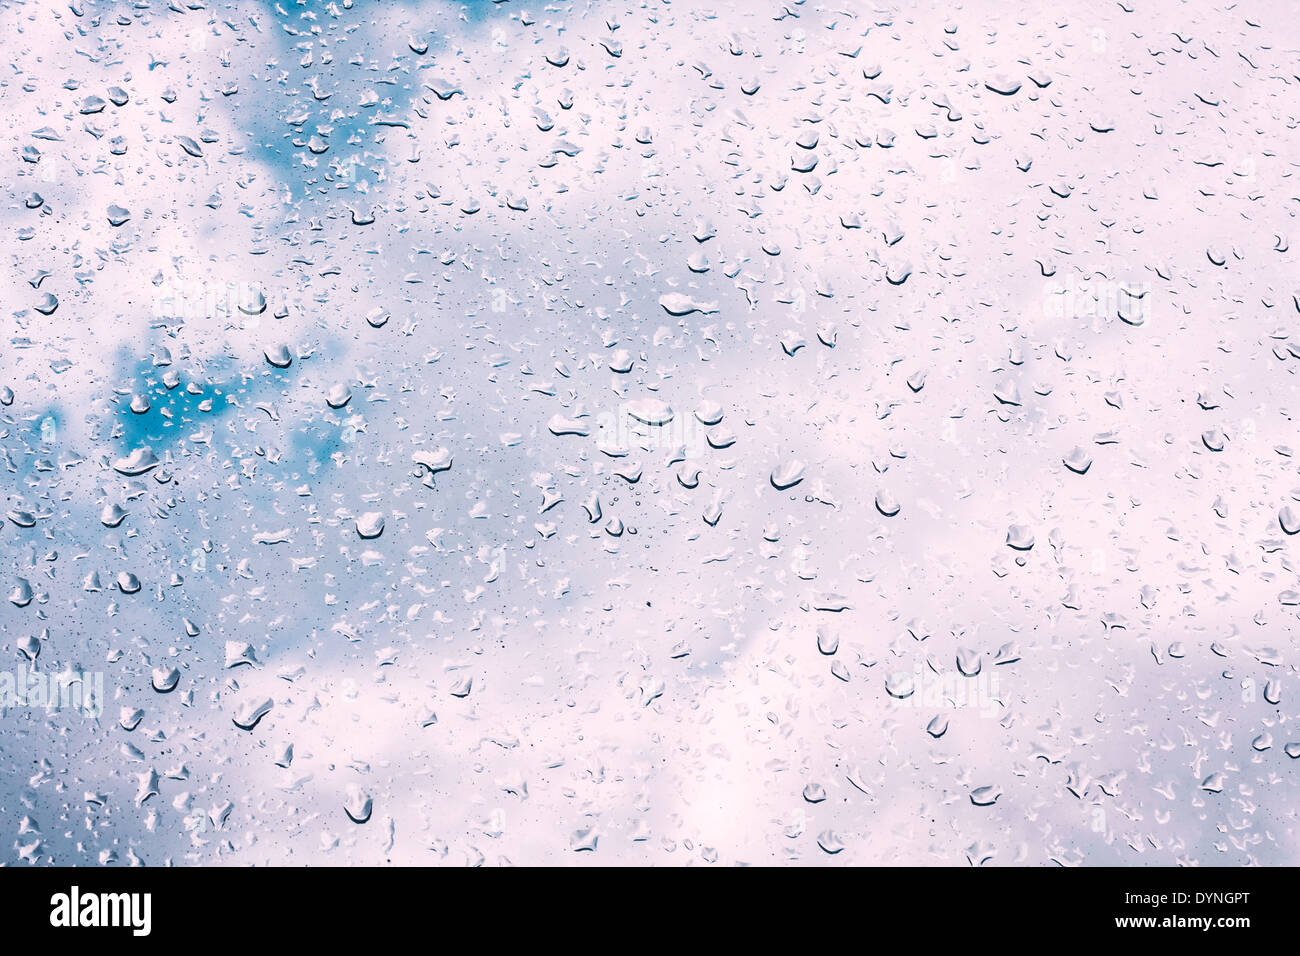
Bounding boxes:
0 865 1279 943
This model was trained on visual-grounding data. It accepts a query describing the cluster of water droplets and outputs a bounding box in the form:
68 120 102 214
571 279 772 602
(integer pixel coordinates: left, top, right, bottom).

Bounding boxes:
1 0 1298 865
